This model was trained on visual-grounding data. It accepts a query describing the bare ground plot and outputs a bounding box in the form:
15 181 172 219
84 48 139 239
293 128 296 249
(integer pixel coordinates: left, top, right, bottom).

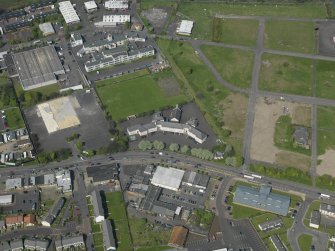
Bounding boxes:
317 149 335 176
251 97 311 171
259 53 313 96
141 7 172 33
317 22 335 57
292 106 311 127
25 91 111 152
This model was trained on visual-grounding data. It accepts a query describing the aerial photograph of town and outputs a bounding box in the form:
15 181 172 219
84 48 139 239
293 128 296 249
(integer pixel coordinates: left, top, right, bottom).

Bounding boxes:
1 0 335 250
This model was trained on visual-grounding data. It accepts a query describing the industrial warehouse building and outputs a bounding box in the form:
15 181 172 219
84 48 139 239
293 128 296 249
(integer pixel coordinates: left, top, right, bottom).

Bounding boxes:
58 1 80 24
84 1 98 12
95 14 130 27
176 20 194 36
233 185 290 216
12 46 65 90
151 166 185 191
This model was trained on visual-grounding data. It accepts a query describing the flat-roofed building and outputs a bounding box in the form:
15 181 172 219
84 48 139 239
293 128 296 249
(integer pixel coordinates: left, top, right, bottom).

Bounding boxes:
70 33 83 47
104 0 128 9
0 194 13 205
151 166 185 191
320 203 335 218
55 169 72 193
309 210 321 229
176 20 194 36
91 190 105 222
12 46 65 90
182 171 209 190
39 22 55 36
6 178 23 190
102 220 116 250
233 185 290 216
87 164 119 184
95 14 130 27
58 1 80 24
269 235 287 251
168 226 188 248
84 1 98 12
258 218 283 231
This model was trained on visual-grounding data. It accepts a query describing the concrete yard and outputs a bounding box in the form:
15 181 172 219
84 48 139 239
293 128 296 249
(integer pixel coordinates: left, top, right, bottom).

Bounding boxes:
317 149 335 176
25 90 111 152
317 21 335 57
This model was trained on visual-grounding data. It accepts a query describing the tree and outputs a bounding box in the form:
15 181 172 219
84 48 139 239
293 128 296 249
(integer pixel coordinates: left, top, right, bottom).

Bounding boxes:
169 143 179 152
153 140 165 150
224 144 234 157
138 140 152 150
180 145 189 154
124 21 130 29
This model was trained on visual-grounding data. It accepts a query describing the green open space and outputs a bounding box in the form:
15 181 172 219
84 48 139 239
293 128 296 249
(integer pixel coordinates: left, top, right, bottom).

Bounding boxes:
298 234 313 251
0 74 17 109
274 115 310 155
264 20 315 54
212 18 259 46
316 60 335 99
177 3 326 40
250 164 312 185
201 45 254 89
158 39 246 156
140 0 178 10
96 70 188 122
259 53 313 96
317 106 335 155
136 247 171 251
4 107 25 130
93 232 104 248
316 174 335 191
105 192 132 251
129 217 171 250
14 81 60 108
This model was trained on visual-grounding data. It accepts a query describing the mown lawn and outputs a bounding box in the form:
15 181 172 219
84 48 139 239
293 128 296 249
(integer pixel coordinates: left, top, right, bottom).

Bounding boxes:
317 106 335 155
298 234 313 251
212 18 259 46
201 45 254 89
105 192 132 251
264 20 315 54
316 60 335 100
259 53 313 96
4 107 25 130
129 217 171 250
96 71 187 121
177 3 326 40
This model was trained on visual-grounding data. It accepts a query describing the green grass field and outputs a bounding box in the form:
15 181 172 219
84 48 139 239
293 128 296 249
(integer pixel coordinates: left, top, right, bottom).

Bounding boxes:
136 247 171 251
212 18 259 46
177 3 326 40
274 115 311 156
259 53 313 96
316 60 335 99
298 234 313 251
140 0 178 10
317 106 335 155
201 45 254 89
264 20 315 54
129 217 171 250
96 71 187 121
158 39 246 155
4 107 25 130
105 192 132 251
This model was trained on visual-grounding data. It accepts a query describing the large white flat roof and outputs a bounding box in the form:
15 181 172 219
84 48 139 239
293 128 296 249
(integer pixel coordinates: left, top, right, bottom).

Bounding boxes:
177 20 194 35
59 1 80 24
84 1 97 10
151 166 184 191
0 194 12 205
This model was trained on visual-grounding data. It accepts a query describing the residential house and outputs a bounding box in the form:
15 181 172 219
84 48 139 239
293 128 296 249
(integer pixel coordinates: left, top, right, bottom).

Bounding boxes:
102 220 116 251
41 197 65 226
23 214 35 226
24 239 49 251
55 235 85 250
5 215 23 227
320 203 335 218
10 239 24 251
169 105 181 122
91 190 105 223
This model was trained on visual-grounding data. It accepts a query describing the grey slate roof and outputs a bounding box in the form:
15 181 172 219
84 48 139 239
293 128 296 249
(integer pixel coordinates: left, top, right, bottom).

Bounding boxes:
169 106 181 122
91 190 105 218
87 164 119 183
269 235 287 251
258 218 283 231
0 241 10 251
233 185 290 216
10 239 23 250
102 220 116 251
310 210 321 225
293 126 309 146
320 203 335 213
182 171 209 189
